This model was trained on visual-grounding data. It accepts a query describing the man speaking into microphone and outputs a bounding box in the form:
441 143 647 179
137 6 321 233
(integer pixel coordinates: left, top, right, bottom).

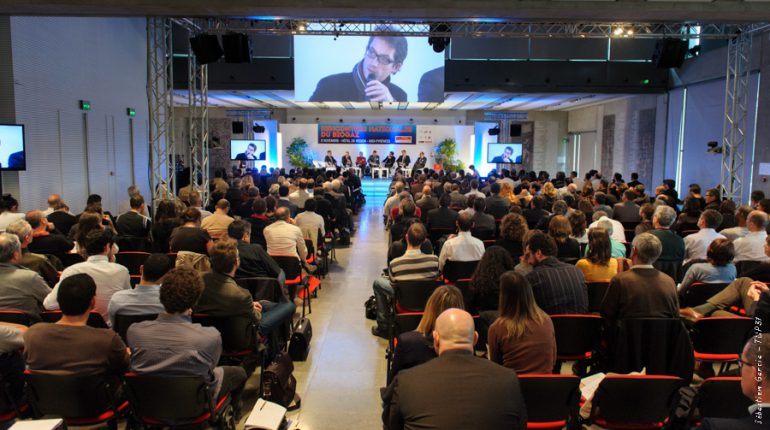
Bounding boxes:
309 28 408 102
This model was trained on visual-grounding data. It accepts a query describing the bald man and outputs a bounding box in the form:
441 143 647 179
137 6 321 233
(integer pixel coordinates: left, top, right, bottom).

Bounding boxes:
732 211 769 263
382 309 527 430
43 194 61 216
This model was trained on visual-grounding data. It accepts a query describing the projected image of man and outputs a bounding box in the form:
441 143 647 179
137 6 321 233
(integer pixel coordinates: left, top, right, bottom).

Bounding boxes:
234 143 263 161
491 146 521 164
310 30 408 102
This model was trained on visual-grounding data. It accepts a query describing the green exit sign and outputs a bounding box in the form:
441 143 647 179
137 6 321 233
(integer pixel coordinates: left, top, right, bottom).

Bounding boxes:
79 100 91 111
127 108 136 117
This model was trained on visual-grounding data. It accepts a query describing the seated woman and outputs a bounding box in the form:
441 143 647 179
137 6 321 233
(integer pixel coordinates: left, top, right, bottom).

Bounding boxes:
678 238 737 299
488 271 556 374
568 210 588 244
676 197 702 235
388 285 465 384
549 215 581 261
72 211 119 257
169 207 213 256
494 213 529 262
469 246 516 314
576 228 619 283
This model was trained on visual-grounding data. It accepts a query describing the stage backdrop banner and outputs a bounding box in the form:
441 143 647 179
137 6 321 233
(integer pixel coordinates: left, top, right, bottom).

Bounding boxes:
318 124 416 145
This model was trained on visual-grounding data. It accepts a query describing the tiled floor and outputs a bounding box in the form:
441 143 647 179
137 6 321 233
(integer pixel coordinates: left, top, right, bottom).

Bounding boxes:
240 200 389 430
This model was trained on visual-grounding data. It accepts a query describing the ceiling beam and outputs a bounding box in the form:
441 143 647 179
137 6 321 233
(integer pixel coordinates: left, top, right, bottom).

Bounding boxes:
4 0 770 23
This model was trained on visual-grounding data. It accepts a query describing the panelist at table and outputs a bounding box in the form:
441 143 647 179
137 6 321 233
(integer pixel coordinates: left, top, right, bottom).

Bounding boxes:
384 151 396 171
396 150 411 175
413 152 427 171
341 151 353 169
324 150 338 171
356 151 368 175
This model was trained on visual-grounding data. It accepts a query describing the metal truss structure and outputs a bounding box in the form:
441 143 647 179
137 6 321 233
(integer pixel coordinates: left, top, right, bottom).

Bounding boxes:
146 17 176 209
720 31 753 203
188 51 210 206
188 18 769 40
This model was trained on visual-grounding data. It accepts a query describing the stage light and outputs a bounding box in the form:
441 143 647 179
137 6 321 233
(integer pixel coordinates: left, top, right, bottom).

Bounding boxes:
613 27 624 36
488 127 500 136
252 122 266 133
428 23 451 53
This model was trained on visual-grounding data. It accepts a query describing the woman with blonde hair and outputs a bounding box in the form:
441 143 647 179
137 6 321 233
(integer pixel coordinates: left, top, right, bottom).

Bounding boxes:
488 271 556 374
239 175 255 192
548 215 581 261
542 182 558 209
389 285 465 383
499 181 520 206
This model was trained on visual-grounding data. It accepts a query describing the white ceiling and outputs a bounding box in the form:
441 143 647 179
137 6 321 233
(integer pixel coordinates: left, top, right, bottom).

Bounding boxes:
174 90 630 111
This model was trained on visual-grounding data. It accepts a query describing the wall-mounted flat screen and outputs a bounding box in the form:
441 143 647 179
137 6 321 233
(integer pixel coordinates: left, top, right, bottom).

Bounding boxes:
0 124 26 170
231 140 266 161
294 30 446 103
487 143 523 164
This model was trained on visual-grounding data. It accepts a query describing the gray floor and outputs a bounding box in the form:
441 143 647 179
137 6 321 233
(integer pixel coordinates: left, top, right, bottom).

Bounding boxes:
240 203 388 430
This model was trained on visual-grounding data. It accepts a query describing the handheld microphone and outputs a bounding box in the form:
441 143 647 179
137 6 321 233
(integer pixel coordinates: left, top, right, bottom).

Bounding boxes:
366 73 376 101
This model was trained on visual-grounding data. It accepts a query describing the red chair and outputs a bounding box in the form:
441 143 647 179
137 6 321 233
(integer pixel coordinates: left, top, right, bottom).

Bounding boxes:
114 251 151 276
590 375 687 429
586 282 610 313
40 311 108 328
0 310 31 326
24 370 129 429
124 373 235 429
442 260 479 283
691 316 754 374
695 376 755 424
551 314 603 371
518 375 581 429
270 254 315 316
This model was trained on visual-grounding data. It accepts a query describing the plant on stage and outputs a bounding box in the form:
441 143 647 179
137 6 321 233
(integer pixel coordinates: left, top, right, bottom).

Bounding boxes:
287 137 312 168
433 138 465 172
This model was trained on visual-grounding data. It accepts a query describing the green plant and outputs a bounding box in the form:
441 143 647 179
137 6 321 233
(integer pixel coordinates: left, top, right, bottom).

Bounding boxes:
287 137 312 168
433 138 466 172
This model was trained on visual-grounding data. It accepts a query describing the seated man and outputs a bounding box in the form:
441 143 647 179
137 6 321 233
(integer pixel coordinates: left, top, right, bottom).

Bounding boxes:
294 198 325 248
588 211 626 244
44 229 131 326
733 210 769 263
525 231 588 314
437 212 485 272
0 233 51 322
587 219 627 258
107 253 171 327
5 219 59 287
684 209 726 265
227 220 285 285
24 273 130 376
277 185 299 219
264 207 307 262
648 204 685 261
681 235 770 319
390 200 420 245
26 210 74 256
601 233 678 322
128 267 247 413
372 223 439 338
696 335 769 429
115 195 152 239
197 239 296 363
200 199 234 239
382 308 527 430
470 198 496 233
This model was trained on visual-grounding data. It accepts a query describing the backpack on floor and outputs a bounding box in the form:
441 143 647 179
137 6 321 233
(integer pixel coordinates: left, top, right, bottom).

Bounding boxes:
365 295 377 320
288 317 312 362
261 351 301 411
338 228 351 246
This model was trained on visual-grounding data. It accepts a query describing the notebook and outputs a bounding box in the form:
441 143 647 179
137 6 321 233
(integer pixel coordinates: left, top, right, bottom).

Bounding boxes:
244 398 287 430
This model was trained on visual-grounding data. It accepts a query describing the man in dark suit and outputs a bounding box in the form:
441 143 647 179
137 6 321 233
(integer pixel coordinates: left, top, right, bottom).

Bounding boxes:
46 205 77 237
276 185 298 218
115 196 152 239
523 196 550 230
396 150 411 170
697 335 769 429
426 194 458 231
471 198 496 233
648 205 685 263
613 190 642 224
601 232 679 322
485 182 511 220
415 186 438 223
382 308 527 430
412 152 427 171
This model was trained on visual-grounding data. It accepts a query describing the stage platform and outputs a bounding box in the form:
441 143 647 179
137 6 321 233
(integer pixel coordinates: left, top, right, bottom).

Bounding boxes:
361 177 391 207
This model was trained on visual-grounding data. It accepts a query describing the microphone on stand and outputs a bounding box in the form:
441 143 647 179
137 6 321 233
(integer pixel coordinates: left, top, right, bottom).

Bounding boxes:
366 73 376 101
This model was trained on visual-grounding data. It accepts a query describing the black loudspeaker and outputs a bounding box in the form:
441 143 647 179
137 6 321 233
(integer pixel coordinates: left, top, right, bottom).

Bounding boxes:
652 39 688 69
232 121 244 134
189 34 223 65
510 124 522 137
222 33 251 63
